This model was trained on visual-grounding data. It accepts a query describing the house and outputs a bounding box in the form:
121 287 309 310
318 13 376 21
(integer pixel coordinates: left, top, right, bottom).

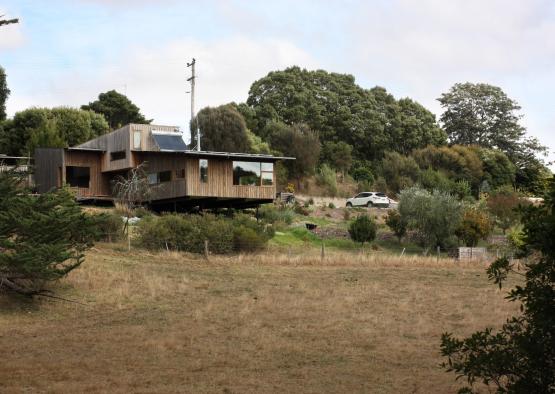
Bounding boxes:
34 124 293 210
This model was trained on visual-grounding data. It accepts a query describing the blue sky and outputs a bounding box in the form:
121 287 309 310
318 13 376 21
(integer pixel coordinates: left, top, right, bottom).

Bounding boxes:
1 0 554 166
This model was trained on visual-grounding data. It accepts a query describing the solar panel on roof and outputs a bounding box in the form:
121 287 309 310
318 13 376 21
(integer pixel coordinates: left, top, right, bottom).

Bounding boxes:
152 133 188 151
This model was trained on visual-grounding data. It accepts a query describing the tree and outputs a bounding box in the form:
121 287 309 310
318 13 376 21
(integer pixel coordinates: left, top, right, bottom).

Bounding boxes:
441 177 555 393
321 141 353 178
0 170 95 296
412 145 484 193
3 107 109 156
112 164 152 251
0 66 9 121
385 209 407 243
348 215 377 245
190 104 250 153
437 83 548 193
455 208 493 247
487 188 523 234
0 16 19 27
268 122 320 188
398 186 462 249
82 90 150 129
247 67 443 162
471 147 516 190
379 151 420 194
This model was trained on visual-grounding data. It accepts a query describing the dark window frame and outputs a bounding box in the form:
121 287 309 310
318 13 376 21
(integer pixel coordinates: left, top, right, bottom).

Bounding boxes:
66 166 90 188
199 159 208 183
110 151 126 161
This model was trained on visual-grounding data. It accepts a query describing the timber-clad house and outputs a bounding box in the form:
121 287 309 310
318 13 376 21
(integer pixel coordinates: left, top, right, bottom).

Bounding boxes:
34 124 293 209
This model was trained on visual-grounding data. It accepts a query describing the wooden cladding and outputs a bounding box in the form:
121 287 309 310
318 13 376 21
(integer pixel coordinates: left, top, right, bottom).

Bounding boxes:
135 153 276 200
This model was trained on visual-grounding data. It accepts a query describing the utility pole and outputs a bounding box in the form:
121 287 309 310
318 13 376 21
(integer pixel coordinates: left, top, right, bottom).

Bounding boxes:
187 58 200 151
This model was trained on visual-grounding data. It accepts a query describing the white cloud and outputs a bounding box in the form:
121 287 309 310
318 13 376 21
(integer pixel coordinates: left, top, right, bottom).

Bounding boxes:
7 36 317 139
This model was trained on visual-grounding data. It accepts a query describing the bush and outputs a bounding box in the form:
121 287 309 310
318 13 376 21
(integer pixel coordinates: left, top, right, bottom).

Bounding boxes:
348 215 377 245
90 212 124 242
328 202 335 209
308 197 314 205
487 188 524 233
316 163 338 197
294 203 310 216
455 208 493 247
136 213 272 254
385 209 407 243
258 204 294 225
399 186 462 248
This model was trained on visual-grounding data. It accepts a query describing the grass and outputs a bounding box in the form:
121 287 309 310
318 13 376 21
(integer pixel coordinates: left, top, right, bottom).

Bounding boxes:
0 243 519 393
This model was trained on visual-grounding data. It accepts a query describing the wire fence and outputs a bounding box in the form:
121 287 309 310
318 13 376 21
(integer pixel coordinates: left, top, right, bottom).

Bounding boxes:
92 230 516 264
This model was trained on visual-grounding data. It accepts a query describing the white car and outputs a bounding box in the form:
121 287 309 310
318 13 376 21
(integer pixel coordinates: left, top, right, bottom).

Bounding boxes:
346 192 390 208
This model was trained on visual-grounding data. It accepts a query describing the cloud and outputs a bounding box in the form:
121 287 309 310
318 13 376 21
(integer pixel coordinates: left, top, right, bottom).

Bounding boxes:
7 36 317 138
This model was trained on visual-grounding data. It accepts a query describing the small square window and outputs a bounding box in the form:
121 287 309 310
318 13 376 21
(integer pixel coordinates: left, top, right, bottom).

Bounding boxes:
159 171 171 183
133 131 141 149
175 169 185 179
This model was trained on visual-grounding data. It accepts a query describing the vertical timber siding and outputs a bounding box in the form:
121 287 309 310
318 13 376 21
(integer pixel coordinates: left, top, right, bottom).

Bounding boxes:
34 148 64 193
65 150 107 197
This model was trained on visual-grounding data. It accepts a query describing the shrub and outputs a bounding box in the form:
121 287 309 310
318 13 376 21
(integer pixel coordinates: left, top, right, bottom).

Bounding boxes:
0 172 96 296
455 208 493 247
348 215 377 245
343 209 351 221
399 186 462 248
258 204 294 225
328 202 336 209
90 212 124 242
316 163 338 197
308 197 314 205
385 209 407 243
136 213 272 254
487 188 523 233
294 203 310 216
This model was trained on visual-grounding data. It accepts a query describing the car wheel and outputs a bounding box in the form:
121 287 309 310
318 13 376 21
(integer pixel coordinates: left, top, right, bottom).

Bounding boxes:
346 202 352 208
367 201 373 208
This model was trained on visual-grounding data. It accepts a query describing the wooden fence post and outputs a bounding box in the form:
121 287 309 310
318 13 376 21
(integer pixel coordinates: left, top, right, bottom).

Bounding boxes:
321 241 325 261
400 247 405 257
204 240 209 260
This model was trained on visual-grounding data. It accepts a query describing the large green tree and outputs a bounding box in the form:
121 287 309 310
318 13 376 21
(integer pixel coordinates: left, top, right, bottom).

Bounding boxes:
441 177 555 393
0 66 9 121
3 107 109 156
247 67 444 162
268 121 320 188
190 104 250 153
437 83 549 193
82 90 150 129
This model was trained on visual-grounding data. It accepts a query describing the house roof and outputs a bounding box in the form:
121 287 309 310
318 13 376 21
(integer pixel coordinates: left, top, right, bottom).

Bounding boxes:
134 149 294 161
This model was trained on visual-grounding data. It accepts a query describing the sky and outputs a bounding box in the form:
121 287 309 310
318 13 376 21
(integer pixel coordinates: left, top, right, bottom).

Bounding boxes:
1 0 554 166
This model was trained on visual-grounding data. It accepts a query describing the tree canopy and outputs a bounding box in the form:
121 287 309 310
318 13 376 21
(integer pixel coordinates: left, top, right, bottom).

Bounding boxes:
190 104 250 153
2 107 109 156
82 90 150 130
247 67 445 162
438 83 549 193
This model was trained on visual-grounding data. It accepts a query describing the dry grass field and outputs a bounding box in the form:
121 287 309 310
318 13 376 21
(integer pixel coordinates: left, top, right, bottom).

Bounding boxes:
0 245 519 393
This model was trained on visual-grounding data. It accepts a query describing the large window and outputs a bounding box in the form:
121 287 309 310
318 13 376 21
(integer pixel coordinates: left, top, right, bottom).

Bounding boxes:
199 159 208 183
233 161 274 186
261 162 274 185
66 166 90 188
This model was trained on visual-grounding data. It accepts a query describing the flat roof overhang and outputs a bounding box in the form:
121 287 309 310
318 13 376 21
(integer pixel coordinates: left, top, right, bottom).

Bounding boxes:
132 149 294 161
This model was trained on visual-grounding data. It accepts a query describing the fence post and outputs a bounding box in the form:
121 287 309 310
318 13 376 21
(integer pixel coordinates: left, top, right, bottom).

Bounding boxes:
437 246 440 262
400 247 405 257
288 247 292 259
204 240 209 260
321 241 325 261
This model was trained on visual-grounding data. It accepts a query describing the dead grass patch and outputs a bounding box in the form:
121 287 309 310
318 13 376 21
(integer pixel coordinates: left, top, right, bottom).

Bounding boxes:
0 244 518 393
